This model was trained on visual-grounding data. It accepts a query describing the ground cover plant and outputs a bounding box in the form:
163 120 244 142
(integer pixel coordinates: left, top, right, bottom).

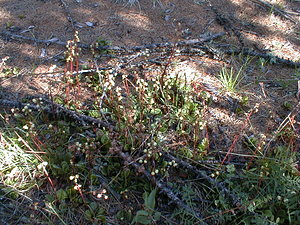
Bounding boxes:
1 34 300 224
0 0 300 224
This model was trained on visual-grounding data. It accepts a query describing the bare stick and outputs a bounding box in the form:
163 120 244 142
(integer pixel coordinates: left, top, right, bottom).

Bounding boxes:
2 30 299 68
220 47 300 68
128 32 226 51
0 30 122 51
250 0 297 24
0 98 115 131
0 30 225 52
113 147 208 224
59 0 77 29
163 152 241 207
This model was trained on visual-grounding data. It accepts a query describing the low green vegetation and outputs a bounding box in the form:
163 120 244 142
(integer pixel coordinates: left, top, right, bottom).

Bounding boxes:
0 33 299 225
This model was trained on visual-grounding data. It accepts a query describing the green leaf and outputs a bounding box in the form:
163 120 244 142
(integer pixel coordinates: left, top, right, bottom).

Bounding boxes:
56 189 68 201
145 188 157 210
89 202 98 211
96 215 106 222
52 164 61 169
59 201 67 211
97 207 105 215
45 194 55 202
153 211 161 221
226 164 236 173
136 210 149 216
150 108 162 115
89 110 101 118
132 210 151 224
61 161 70 173
54 97 64 104
101 134 110 145
85 210 93 220
263 210 273 218
240 216 251 225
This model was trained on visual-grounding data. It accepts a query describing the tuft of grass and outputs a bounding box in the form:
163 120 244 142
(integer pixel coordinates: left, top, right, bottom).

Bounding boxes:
218 56 252 93
0 116 42 192
0 114 45 223
218 66 245 93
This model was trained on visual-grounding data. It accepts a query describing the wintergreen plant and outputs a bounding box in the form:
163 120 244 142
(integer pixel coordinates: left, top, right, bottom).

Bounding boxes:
132 189 161 224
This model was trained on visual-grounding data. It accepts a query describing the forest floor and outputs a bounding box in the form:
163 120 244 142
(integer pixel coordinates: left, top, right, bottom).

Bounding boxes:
0 0 300 224
0 0 300 133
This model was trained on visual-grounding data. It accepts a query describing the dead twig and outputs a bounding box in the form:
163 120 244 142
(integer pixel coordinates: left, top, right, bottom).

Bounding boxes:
0 98 115 131
1 30 69 46
206 1 245 47
127 32 226 51
0 30 225 52
1 30 299 69
59 0 77 29
163 152 241 207
218 47 300 68
250 0 297 24
112 146 208 225
263 102 300 155
0 30 122 51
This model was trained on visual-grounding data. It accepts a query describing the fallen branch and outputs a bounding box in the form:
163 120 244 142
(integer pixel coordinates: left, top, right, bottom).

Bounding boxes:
59 0 77 29
250 0 297 24
207 0 245 46
163 152 241 207
1 30 70 47
0 98 115 131
112 145 208 224
3 30 298 68
0 30 122 51
223 47 300 68
0 30 225 52
127 32 226 51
